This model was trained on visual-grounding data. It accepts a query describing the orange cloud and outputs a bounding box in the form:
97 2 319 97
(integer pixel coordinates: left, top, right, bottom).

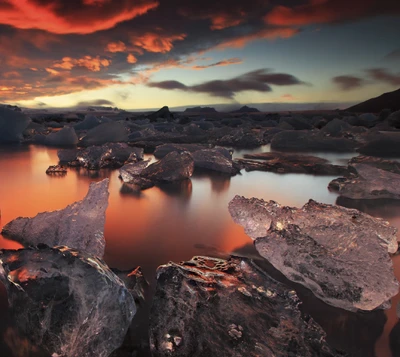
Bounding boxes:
53 56 111 72
281 94 294 100
214 27 299 50
127 54 138 63
0 70 131 102
131 33 186 53
45 68 60 75
0 0 159 34
106 41 127 53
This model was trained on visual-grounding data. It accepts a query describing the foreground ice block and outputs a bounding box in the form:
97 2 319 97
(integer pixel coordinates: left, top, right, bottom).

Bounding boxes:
229 196 399 311
150 256 345 357
2 179 109 258
0 246 136 357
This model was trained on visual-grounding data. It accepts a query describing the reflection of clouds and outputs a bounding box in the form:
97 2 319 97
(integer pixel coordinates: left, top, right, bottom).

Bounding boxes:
226 170 338 208
31 148 52 165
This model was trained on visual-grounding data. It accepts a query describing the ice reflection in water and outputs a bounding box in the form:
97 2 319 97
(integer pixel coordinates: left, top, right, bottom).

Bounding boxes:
0 144 399 356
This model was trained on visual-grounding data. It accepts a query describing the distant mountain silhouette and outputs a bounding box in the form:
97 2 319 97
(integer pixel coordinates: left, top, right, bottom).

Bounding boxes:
184 106 218 113
231 105 260 113
347 88 400 113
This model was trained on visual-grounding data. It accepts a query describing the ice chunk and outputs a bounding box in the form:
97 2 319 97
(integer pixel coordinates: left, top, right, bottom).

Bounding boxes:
0 246 135 357
58 148 79 163
2 179 109 258
150 256 343 357
119 160 150 183
74 114 102 131
141 151 194 182
0 106 31 143
191 148 237 174
76 143 143 170
44 126 79 146
229 196 399 311
79 121 129 146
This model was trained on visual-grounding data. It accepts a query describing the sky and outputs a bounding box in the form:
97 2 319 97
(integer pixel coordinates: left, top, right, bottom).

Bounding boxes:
0 0 399 110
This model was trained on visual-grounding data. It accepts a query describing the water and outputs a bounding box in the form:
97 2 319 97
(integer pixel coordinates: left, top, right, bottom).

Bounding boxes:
0 144 399 356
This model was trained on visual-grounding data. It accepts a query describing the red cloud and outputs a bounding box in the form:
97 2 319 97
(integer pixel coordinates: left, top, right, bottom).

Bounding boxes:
265 0 400 26
209 14 246 30
0 0 159 34
131 33 186 53
106 41 127 53
214 27 299 50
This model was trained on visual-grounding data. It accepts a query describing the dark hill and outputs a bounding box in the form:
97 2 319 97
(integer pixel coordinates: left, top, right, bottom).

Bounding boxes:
346 88 400 113
184 107 218 113
231 105 260 113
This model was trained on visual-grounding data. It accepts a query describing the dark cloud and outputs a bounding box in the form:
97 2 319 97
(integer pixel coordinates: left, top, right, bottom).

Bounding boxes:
383 49 400 62
265 0 400 26
332 68 400 90
147 80 188 90
333 75 365 90
147 69 306 98
178 0 268 30
76 99 115 107
192 58 242 70
247 69 306 86
366 68 400 86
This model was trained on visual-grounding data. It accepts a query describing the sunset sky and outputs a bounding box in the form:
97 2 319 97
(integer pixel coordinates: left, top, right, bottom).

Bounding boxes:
0 0 399 110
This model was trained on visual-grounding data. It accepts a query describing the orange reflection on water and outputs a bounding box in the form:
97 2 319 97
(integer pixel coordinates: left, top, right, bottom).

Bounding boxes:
2 145 400 357
375 254 400 357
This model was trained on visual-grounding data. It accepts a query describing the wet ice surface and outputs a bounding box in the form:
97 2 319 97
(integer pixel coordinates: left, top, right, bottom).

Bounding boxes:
0 144 400 356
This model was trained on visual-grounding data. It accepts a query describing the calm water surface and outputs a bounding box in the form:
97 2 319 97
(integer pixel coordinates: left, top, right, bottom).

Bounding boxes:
0 144 399 357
